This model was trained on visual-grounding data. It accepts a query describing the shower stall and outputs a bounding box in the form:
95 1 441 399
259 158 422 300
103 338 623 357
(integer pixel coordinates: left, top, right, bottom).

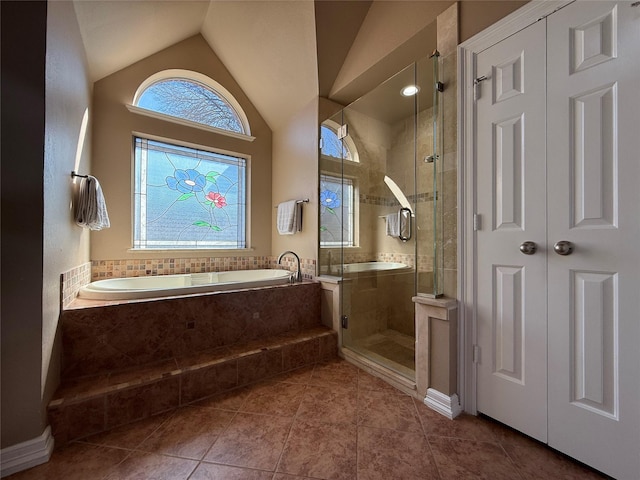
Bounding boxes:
318 51 445 381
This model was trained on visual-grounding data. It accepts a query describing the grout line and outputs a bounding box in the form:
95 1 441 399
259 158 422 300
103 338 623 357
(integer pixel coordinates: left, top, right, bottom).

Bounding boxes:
271 362 316 477
411 396 443 480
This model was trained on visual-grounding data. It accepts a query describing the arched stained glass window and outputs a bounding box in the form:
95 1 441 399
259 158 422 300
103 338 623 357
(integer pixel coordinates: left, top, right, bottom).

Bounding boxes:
134 72 249 135
320 120 359 163
320 125 353 161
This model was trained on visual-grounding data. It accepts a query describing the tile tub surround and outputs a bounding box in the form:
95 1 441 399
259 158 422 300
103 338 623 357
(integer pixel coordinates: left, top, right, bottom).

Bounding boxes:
61 283 322 378
49 282 338 446
89 256 316 281
61 262 92 308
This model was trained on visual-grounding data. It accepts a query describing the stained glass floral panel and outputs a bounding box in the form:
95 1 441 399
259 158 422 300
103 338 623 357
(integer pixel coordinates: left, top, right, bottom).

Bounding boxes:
134 137 246 249
320 174 353 247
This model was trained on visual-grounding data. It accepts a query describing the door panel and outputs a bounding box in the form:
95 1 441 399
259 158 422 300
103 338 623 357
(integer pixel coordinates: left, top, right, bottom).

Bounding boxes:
475 2 640 476
475 20 547 443
547 2 640 478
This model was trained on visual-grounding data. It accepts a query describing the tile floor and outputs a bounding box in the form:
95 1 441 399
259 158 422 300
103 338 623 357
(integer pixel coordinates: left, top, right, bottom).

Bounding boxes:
8 359 607 480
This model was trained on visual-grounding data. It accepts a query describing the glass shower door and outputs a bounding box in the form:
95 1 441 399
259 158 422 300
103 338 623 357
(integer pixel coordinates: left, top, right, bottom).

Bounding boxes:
318 48 443 381
338 62 419 380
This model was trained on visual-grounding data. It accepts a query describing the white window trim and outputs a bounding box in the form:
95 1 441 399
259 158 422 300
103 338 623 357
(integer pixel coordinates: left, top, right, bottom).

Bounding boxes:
126 104 255 142
131 134 250 251
131 69 254 139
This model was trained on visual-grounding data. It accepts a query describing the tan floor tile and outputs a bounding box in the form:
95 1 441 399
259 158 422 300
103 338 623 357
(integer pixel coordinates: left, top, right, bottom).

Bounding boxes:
308 359 359 389
103 451 198 479
80 412 172 450
189 386 252 411
415 399 499 442
5 443 128 480
357 426 440 480
297 383 357 425
357 370 404 394
503 442 608 479
239 381 306 417
429 436 521 480
273 365 315 385
190 463 273 480
272 474 316 480
277 418 357 480
137 406 235 460
358 391 423 433
485 418 543 449
204 412 292 470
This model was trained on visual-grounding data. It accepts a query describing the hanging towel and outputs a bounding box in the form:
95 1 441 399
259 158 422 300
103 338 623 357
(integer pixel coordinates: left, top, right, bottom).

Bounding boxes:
385 212 400 237
277 200 297 235
75 175 110 230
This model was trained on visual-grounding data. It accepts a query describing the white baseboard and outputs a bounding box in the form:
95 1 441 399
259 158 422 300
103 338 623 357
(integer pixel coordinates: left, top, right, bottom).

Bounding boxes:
0 426 54 478
425 388 463 419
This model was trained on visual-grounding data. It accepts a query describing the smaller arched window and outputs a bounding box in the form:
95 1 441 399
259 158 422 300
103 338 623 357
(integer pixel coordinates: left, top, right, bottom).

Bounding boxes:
131 70 252 139
320 120 358 162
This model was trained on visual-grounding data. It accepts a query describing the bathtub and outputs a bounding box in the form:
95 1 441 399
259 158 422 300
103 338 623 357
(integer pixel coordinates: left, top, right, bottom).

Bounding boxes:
78 269 293 301
323 261 411 276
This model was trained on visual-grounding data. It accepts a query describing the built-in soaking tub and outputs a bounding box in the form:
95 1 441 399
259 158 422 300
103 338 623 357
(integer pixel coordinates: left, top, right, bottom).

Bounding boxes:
323 261 411 276
78 269 292 301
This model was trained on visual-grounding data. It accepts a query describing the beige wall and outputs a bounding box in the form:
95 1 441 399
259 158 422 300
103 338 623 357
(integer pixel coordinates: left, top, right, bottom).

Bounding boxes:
0 0 90 450
459 1 528 43
91 35 272 261
42 0 93 419
271 97 319 261
330 1 452 105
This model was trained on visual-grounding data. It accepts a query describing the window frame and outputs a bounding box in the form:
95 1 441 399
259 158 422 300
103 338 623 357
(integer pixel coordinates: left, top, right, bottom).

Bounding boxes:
128 69 255 142
131 134 249 252
320 119 359 164
319 172 357 248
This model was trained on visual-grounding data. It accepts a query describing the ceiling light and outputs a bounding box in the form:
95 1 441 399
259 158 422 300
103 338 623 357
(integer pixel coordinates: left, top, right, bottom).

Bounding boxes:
401 85 420 96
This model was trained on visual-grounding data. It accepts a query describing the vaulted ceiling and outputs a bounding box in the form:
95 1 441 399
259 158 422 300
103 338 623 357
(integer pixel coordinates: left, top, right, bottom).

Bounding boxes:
72 0 371 131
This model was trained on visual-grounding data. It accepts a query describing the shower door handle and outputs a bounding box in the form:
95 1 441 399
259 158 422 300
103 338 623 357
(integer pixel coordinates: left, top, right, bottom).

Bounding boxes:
399 207 412 242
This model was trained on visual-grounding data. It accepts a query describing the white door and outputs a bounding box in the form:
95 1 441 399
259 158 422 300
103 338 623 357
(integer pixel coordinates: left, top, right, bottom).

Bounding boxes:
475 19 548 443
475 2 640 478
546 2 640 478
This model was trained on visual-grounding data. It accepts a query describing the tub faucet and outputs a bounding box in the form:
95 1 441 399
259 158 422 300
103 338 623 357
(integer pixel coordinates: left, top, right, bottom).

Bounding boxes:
277 250 302 283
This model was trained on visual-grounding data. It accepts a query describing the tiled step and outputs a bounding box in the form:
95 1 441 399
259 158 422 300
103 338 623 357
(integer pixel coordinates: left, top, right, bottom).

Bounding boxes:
48 326 337 446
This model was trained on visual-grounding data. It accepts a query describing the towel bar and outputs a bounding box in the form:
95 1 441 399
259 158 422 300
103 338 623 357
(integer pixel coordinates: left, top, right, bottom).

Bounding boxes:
273 198 309 208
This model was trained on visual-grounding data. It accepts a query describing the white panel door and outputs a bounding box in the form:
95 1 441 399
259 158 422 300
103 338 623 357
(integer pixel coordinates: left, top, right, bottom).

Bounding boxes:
475 20 548 443
546 2 640 478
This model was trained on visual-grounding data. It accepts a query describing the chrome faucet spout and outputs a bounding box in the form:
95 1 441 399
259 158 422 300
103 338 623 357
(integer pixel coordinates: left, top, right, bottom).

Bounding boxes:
277 250 302 282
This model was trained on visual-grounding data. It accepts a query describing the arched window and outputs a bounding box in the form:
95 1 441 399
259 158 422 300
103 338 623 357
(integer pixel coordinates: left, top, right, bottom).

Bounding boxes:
131 70 251 138
320 120 358 162
131 70 251 251
319 120 359 247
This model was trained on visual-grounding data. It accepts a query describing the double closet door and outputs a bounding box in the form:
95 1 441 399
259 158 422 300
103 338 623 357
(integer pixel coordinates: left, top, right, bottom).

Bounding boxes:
474 2 639 478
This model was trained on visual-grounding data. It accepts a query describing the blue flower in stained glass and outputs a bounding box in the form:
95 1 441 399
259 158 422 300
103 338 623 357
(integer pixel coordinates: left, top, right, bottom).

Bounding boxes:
320 190 341 209
166 169 206 193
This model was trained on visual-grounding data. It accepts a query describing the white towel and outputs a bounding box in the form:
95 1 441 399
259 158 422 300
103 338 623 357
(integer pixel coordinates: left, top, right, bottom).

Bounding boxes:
75 175 110 230
385 212 400 237
277 200 297 235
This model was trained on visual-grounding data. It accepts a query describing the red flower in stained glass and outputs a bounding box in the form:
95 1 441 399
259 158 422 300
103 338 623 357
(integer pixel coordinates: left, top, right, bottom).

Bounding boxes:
205 191 227 208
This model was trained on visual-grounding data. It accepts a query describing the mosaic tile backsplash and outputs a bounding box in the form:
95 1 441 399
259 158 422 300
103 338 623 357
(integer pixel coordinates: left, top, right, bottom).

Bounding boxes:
61 262 92 308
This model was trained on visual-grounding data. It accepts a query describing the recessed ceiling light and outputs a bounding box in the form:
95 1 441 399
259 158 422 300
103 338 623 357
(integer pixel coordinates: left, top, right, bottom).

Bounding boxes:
401 85 420 96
